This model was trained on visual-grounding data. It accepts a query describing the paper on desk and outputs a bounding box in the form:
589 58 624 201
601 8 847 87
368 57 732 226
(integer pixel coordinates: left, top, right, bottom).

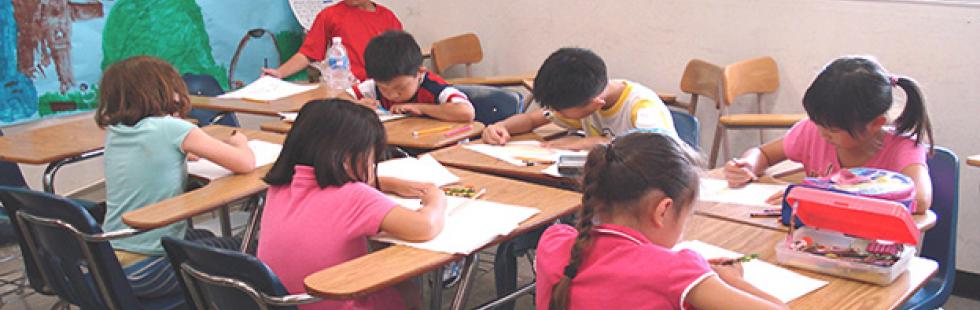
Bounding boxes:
674 240 827 303
373 197 540 254
218 76 318 101
278 110 405 123
699 178 786 207
377 155 459 187
464 141 588 166
187 140 282 180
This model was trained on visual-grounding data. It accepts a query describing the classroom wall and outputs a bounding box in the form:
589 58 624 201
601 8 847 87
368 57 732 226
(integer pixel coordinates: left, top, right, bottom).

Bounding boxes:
383 0 980 272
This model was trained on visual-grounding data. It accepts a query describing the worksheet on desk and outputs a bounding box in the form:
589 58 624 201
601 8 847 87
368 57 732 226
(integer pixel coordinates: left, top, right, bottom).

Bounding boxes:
279 110 405 123
674 240 828 303
374 197 540 254
187 140 282 180
219 76 318 101
377 154 460 187
464 141 588 166
698 178 787 207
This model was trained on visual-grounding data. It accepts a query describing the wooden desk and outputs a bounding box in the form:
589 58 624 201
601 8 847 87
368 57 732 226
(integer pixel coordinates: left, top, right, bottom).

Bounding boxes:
190 85 341 117
968 155 980 167
0 117 106 193
695 169 938 233
687 215 938 310
427 131 581 187
121 126 284 230
303 168 581 304
261 117 485 150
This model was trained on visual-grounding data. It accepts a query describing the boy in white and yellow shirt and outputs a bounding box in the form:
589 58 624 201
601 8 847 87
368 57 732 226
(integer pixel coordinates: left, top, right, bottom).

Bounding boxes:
483 48 675 150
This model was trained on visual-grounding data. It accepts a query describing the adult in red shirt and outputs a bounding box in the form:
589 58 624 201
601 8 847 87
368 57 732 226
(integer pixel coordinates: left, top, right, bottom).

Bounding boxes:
262 0 402 81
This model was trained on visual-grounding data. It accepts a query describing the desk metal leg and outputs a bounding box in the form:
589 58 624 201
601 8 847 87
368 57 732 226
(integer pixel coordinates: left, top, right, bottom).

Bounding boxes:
218 206 232 237
429 267 444 310
240 194 265 253
42 149 104 193
449 253 479 310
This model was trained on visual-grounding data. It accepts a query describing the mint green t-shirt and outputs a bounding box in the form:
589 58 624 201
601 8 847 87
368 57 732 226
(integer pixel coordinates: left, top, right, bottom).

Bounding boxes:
103 116 195 255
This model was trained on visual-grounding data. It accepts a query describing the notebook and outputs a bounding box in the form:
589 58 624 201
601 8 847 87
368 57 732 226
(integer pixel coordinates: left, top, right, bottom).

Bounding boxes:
187 140 282 180
673 240 827 303
219 76 318 101
377 154 460 187
699 178 787 207
373 197 540 254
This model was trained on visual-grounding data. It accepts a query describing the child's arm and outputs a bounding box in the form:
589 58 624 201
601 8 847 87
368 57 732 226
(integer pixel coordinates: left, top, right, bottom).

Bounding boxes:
687 261 787 309
724 138 787 188
390 102 475 122
181 128 256 173
377 176 432 198
262 53 311 79
482 110 551 145
901 164 932 214
542 136 611 151
379 184 447 241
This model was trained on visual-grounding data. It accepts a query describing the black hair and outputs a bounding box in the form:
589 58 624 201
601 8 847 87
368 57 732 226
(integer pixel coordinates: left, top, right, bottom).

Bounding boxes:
532 47 608 110
263 99 387 188
803 56 933 151
363 30 423 82
549 132 702 310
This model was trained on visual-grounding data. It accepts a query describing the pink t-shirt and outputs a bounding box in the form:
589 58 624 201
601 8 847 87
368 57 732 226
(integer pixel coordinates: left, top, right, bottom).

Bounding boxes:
783 119 927 178
257 166 402 310
535 224 715 310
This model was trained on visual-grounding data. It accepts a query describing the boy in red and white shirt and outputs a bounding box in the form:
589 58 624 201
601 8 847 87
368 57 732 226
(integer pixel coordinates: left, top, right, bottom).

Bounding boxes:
347 31 475 122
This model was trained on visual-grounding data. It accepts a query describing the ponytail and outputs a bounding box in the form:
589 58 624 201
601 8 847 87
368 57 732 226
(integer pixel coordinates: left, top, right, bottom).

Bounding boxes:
893 76 934 153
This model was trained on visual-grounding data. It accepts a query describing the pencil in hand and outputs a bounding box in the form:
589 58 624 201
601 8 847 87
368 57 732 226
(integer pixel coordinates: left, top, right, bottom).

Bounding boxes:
718 253 760 265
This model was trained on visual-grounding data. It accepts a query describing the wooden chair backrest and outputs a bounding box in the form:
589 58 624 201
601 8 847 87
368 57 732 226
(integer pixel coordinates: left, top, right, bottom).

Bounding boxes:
430 33 484 75
679 59 724 105
722 56 779 106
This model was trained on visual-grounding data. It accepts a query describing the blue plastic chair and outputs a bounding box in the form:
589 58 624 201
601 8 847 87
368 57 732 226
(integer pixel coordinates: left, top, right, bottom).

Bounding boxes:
182 73 240 127
161 237 320 310
0 186 184 309
670 110 700 150
455 84 523 125
901 147 959 309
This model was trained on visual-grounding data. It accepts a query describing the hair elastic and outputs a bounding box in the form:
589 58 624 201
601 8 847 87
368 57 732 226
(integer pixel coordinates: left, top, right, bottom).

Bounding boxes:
889 75 899 87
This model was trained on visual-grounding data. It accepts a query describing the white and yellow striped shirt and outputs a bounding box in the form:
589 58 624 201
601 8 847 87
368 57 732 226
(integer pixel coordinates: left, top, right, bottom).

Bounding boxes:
546 80 676 138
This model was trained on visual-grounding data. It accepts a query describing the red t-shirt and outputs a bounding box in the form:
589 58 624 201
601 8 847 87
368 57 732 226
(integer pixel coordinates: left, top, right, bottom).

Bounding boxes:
299 2 403 81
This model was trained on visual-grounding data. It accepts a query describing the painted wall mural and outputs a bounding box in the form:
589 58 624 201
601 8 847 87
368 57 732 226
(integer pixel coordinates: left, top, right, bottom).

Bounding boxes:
1 0 305 126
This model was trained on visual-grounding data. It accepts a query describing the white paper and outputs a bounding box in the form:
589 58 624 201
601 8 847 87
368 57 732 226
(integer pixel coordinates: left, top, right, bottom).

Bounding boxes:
464 141 588 166
373 197 540 254
377 155 460 187
699 178 786 207
218 76 318 101
187 140 283 180
674 240 827 303
278 110 405 123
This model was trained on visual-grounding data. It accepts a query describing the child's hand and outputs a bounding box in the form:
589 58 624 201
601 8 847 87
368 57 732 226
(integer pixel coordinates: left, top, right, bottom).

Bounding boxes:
765 191 783 205
391 104 423 115
261 68 282 78
724 158 758 188
355 98 381 110
708 258 746 284
228 130 249 147
186 153 200 162
482 124 511 145
420 183 446 206
543 136 606 151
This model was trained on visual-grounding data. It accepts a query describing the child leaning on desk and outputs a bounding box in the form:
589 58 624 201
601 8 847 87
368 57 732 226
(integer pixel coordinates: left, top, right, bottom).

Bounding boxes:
344 30 476 122
257 99 447 310
96 56 256 299
535 132 787 309
482 47 677 151
724 56 933 214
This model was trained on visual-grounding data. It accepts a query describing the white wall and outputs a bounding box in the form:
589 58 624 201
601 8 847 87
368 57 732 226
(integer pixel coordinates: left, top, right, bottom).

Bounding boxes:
383 0 980 272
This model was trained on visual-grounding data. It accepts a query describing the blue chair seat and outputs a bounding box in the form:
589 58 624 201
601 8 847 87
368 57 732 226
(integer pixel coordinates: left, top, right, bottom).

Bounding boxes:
455 84 523 125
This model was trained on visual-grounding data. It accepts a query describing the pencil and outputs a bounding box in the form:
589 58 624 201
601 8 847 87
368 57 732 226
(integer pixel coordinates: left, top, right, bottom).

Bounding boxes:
719 253 760 265
444 125 473 137
241 97 268 104
412 125 453 136
514 156 556 165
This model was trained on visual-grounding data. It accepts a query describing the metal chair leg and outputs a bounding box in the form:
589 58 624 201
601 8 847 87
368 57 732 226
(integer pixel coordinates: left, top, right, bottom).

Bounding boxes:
709 122 725 168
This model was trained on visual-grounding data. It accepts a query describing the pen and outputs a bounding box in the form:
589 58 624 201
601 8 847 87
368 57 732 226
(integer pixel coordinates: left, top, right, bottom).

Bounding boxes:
749 208 783 218
443 125 473 137
264 58 268 69
412 125 453 137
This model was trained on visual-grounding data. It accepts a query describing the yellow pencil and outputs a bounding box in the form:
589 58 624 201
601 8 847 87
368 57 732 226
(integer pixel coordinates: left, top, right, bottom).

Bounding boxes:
241 97 268 104
412 125 453 137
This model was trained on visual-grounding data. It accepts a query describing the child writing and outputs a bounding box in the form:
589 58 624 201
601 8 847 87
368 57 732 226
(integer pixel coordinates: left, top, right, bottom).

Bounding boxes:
96 56 255 298
258 99 447 309
724 56 933 214
482 48 676 150
262 0 402 81
347 30 476 122
535 132 786 309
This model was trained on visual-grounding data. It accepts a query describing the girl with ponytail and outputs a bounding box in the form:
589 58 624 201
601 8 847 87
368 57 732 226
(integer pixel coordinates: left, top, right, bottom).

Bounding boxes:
725 56 934 214
535 132 786 309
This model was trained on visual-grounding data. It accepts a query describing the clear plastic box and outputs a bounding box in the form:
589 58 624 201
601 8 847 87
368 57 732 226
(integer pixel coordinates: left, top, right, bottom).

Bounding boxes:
775 226 915 286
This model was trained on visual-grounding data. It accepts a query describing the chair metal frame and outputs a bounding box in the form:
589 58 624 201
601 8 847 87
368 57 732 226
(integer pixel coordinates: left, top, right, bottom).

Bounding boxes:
177 263 320 310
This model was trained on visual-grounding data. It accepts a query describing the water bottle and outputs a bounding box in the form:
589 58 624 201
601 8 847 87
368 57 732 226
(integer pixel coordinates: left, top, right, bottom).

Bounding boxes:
324 37 354 90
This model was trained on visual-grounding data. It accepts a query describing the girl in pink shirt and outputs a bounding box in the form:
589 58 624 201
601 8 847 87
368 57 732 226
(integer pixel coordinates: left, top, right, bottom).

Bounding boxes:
725 56 934 214
535 133 786 310
257 99 447 310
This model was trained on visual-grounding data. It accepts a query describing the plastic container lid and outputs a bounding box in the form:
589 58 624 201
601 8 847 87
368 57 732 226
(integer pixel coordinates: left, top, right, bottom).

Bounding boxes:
786 186 920 245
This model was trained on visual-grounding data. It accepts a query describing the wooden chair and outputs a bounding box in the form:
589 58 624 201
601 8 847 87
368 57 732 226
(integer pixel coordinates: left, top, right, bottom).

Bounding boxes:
430 33 531 88
708 56 806 168
675 59 724 116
